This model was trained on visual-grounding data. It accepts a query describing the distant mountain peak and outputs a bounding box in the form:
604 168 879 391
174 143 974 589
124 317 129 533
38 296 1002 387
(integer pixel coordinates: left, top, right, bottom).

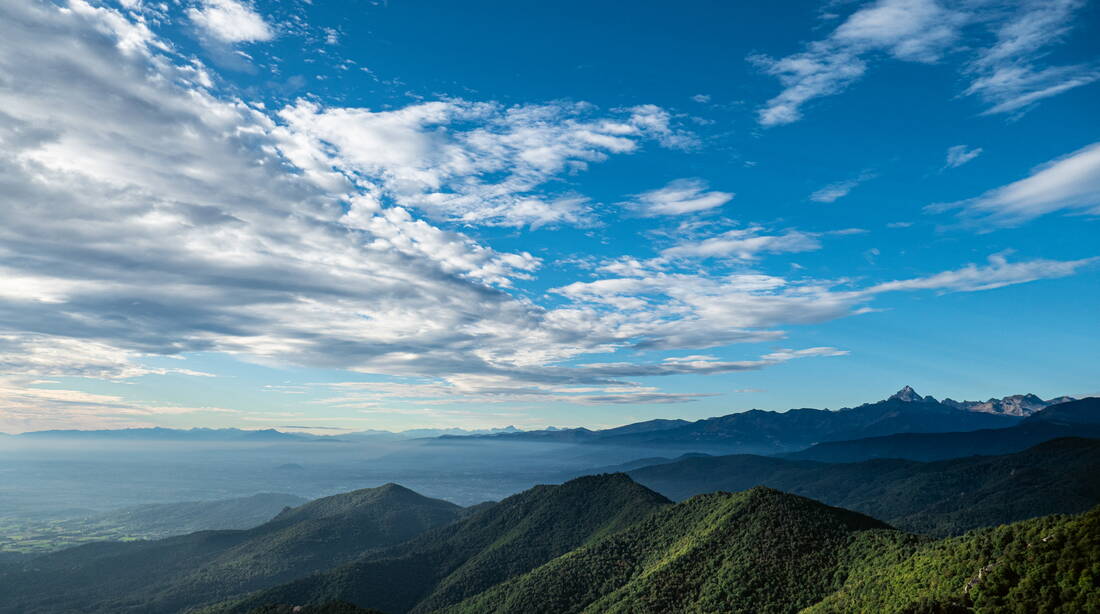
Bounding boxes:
941 392 1076 417
889 385 932 403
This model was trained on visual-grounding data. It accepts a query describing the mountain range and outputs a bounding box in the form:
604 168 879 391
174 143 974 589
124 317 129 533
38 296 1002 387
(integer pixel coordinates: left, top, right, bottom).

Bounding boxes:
2 389 1098 613
217 483 1100 614
942 392 1075 416
627 437 1100 536
458 387 1054 454
788 396 1100 462
4 388 1075 447
5 449 1097 614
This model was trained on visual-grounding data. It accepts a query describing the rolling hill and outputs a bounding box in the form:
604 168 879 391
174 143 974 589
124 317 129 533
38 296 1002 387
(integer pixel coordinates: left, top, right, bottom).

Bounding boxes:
441 487 903 614
627 437 1100 535
447 494 1100 614
0 484 463 614
218 474 671 614
5 472 1098 614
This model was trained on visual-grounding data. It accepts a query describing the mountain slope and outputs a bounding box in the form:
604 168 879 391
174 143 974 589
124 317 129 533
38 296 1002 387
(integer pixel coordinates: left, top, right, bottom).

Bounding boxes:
627 437 1100 535
1023 395 1100 425
219 474 671 614
805 505 1100 613
0 484 463 614
442 487 906 614
790 397 1100 462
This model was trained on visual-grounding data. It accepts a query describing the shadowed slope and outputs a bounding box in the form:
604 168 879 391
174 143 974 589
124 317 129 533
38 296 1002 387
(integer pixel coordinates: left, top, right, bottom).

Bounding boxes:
0 484 463 614
628 437 1100 535
220 474 671 614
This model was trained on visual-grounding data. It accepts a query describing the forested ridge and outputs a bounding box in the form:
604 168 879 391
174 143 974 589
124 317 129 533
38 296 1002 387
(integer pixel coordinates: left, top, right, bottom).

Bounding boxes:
628 437 1100 535
2 453 1097 613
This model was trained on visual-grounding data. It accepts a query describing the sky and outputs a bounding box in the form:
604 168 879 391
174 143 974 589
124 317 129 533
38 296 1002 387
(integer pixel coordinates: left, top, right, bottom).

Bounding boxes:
0 0 1098 433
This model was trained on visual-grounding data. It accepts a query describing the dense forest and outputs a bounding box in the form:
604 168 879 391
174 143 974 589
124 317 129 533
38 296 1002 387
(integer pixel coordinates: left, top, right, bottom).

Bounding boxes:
227 487 1100 614
628 437 1100 535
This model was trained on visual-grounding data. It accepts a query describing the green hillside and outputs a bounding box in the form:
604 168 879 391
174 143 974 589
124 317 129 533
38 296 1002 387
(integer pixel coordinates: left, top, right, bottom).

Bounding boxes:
220 474 671 614
443 490 1100 614
628 437 1100 535
0 484 462 614
442 487 910 614
805 506 1100 613
6 474 1098 614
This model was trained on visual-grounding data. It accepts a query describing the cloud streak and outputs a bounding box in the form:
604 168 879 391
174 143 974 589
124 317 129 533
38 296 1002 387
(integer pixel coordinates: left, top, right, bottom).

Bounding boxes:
753 0 1096 125
809 172 874 203
945 145 983 168
621 178 734 216
930 141 1100 227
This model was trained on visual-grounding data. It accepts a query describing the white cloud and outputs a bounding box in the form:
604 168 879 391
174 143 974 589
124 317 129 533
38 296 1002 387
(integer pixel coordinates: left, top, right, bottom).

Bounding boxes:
752 0 1095 125
0 375 238 433
661 227 821 260
553 251 1091 354
810 173 873 202
752 0 964 126
0 2 1093 429
577 347 848 377
187 0 273 43
691 94 711 103
930 141 1100 226
945 144 982 168
964 0 1099 115
868 252 1098 292
278 100 695 227
621 178 734 216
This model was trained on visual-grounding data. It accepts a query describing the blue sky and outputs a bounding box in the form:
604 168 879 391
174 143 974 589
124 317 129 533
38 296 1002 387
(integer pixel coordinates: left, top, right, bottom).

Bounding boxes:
0 0 1097 432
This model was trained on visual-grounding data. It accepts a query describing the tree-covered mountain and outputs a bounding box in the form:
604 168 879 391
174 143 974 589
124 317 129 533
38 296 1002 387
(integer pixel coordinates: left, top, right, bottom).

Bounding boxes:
4 471 1098 614
789 397 1100 462
804 505 1100 613
0 484 463 614
627 437 1100 535
445 493 1100 614
217 474 671 614
441 487 902 614
457 388 1021 453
